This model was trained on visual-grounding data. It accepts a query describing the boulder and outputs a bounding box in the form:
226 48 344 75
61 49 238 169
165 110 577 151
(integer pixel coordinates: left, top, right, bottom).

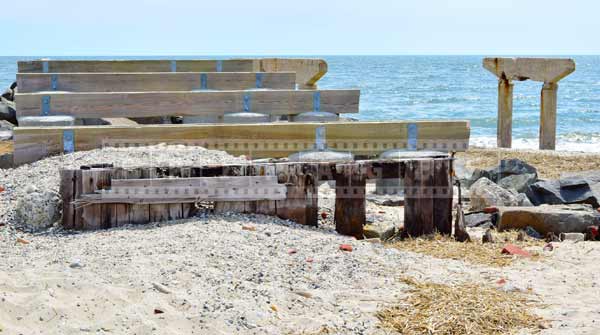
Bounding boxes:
466 159 537 186
15 187 61 231
498 173 537 193
516 193 533 207
469 177 520 211
527 178 599 207
0 130 12 141
497 204 600 234
464 212 494 228
0 120 14 130
486 159 537 181
0 99 17 124
0 153 13 169
363 221 397 240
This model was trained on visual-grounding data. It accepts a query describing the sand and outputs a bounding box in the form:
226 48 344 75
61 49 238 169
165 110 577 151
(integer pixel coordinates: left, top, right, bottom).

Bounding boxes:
1 219 599 334
2 145 600 334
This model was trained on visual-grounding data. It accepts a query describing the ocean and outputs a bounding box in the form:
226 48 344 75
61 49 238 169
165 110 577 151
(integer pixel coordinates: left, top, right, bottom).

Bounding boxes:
2 55 599 152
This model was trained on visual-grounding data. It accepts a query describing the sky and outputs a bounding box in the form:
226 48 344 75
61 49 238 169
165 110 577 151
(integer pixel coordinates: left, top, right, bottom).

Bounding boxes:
6 0 600 56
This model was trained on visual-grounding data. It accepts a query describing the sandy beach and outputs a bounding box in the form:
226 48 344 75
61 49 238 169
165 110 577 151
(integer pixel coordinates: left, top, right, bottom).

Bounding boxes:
1 146 600 334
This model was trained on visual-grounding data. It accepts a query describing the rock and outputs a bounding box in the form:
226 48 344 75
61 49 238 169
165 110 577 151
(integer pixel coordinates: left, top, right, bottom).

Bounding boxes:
152 282 172 294
559 232 585 242
0 120 14 130
363 221 396 240
0 130 11 141
469 177 520 211
0 153 13 169
497 204 600 234
516 193 533 206
14 189 60 231
0 99 17 124
524 226 542 239
464 212 493 228
467 159 537 186
498 173 537 193
366 194 404 207
69 260 83 269
528 178 599 207
482 229 495 243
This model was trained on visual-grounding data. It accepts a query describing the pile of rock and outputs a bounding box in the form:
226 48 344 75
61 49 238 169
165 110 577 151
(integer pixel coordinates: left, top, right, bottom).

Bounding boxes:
462 158 600 236
466 159 538 211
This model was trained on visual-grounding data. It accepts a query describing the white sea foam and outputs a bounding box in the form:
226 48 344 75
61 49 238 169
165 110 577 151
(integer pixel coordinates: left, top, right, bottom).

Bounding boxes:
470 136 600 153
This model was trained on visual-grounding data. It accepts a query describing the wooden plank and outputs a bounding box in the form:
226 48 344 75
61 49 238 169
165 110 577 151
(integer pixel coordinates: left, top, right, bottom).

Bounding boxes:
111 175 281 188
250 164 277 216
17 58 327 88
214 166 247 214
433 159 452 235
84 176 286 204
126 168 150 224
59 169 76 229
13 121 471 164
80 168 112 230
334 163 366 238
17 72 296 93
15 89 359 118
111 168 131 227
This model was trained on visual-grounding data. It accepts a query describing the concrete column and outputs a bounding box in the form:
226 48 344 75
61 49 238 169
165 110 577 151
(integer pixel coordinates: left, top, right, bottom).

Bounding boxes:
540 82 558 150
497 78 513 148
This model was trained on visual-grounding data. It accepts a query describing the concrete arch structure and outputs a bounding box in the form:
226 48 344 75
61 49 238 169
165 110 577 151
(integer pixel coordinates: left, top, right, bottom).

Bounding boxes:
483 57 576 150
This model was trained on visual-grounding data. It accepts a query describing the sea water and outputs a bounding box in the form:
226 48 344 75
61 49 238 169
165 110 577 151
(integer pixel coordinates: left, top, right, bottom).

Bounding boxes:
1 55 599 152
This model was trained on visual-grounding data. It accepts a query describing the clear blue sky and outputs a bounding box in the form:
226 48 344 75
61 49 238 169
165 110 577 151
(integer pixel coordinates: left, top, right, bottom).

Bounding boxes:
6 0 599 56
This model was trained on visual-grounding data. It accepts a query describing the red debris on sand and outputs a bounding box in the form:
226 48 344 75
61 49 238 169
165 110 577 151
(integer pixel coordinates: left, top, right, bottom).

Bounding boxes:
501 244 531 257
0 185 4 193
321 212 328 219
483 207 498 213
306 257 314 263
496 278 507 285
586 226 599 240
154 309 164 314
543 243 554 252
339 244 353 252
242 225 256 231
288 249 297 255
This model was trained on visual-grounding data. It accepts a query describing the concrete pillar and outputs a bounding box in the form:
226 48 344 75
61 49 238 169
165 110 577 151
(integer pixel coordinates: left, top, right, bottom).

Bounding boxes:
540 82 558 150
497 78 513 148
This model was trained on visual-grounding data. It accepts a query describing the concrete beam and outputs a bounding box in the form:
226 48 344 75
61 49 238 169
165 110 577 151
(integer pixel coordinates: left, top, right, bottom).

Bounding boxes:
483 58 575 83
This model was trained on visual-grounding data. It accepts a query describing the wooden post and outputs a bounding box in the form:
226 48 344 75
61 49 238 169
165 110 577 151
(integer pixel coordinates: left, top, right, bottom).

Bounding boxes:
275 163 318 226
540 82 558 150
404 158 453 237
497 78 513 148
334 163 366 239
59 170 77 229
433 159 452 235
404 159 434 237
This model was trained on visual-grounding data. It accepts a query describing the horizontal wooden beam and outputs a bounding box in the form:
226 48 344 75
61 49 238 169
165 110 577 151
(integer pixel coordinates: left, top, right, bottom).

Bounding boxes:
17 58 328 88
78 176 286 204
15 89 359 118
13 121 470 164
17 72 296 93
